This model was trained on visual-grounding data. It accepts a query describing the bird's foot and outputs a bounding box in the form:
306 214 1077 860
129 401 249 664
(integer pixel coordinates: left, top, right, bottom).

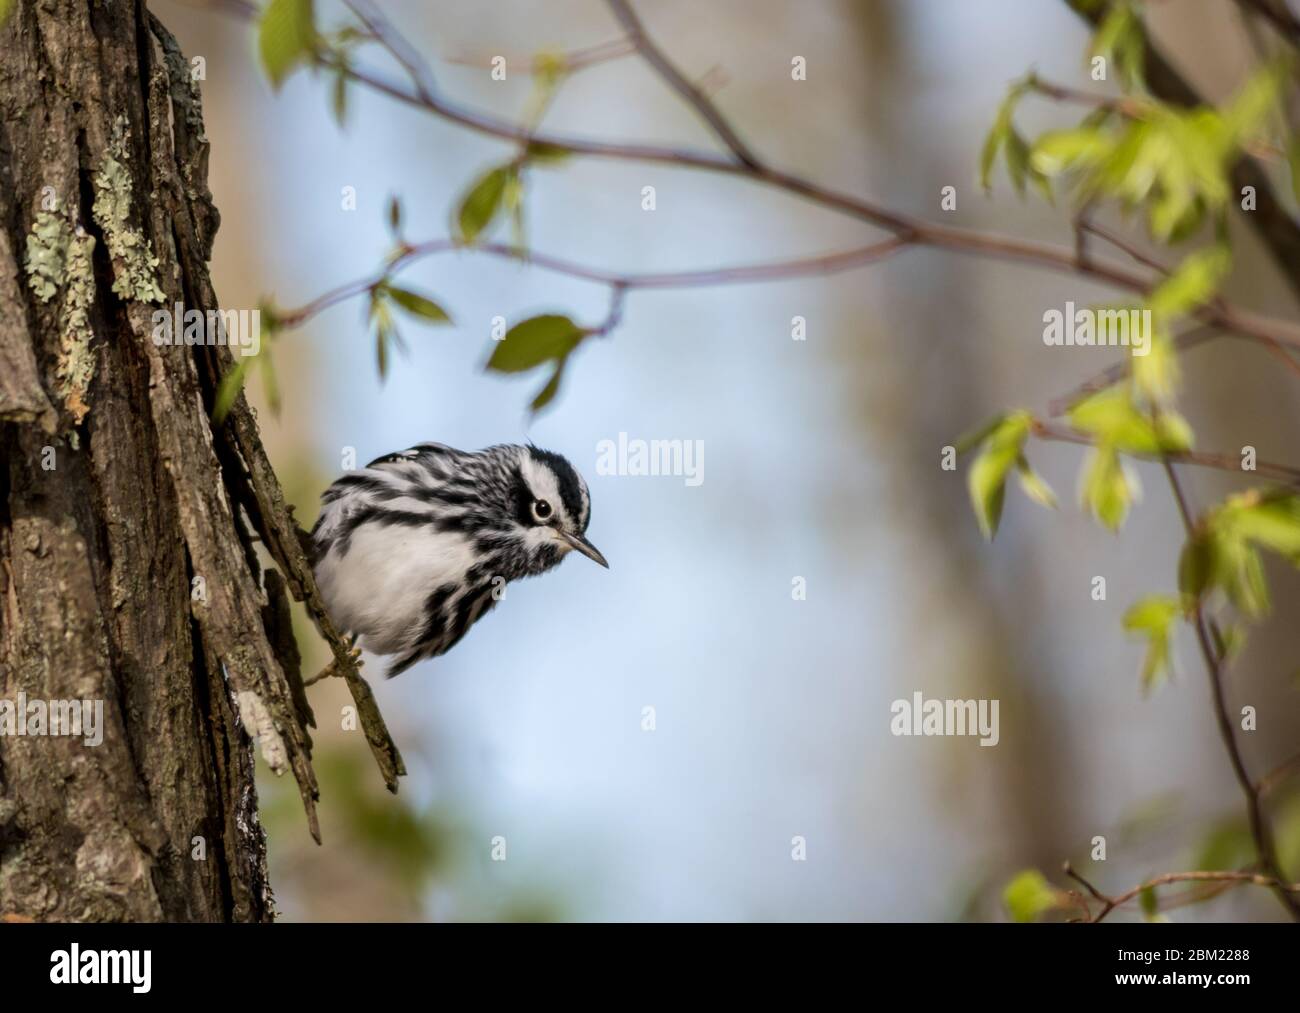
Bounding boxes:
304 636 362 686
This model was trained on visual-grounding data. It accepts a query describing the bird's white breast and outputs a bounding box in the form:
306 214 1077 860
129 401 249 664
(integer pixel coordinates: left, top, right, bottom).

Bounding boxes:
314 522 479 656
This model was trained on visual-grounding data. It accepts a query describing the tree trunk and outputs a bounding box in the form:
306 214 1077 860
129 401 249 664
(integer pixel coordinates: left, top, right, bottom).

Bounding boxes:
0 0 335 922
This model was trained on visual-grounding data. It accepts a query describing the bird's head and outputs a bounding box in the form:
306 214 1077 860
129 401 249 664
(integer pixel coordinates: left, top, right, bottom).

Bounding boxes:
499 445 607 576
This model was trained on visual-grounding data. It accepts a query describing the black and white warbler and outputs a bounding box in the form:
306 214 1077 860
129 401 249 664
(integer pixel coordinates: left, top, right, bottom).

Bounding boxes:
312 442 607 677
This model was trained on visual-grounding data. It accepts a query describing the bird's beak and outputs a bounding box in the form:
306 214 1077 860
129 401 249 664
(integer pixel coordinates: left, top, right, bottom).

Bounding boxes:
560 531 609 568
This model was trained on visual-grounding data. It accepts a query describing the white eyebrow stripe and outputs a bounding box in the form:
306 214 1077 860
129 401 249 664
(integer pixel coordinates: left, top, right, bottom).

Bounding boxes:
519 454 569 523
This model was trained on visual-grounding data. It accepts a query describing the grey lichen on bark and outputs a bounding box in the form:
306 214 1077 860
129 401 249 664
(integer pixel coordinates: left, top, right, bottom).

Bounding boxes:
0 1 403 922
22 205 72 304
91 115 165 304
21 200 99 423
55 226 97 423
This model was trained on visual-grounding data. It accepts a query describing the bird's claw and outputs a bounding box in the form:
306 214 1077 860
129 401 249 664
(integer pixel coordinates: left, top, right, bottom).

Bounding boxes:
304 637 362 687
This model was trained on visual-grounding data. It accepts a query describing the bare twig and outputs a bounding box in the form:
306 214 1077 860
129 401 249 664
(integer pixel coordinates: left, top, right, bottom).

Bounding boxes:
591 282 628 337
207 0 1300 361
1026 74 1151 118
1078 220 1300 378
1030 420 1300 485
1258 750 1300 795
1118 870 1291 923
341 0 437 101
1063 859 1299 922
1045 325 1222 416
605 0 761 169
1063 861 1110 907
1162 460 1300 919
1078 219 1171 278
277 236 912 328
446 37 636 74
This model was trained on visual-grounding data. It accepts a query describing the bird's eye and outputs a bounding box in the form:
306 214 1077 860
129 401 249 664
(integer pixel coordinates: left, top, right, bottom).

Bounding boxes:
532 499 553 521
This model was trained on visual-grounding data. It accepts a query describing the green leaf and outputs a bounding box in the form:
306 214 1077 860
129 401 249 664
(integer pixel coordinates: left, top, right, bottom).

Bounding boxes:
980 80 1029 192
977 80 1051 202
1183 491 1300 616
1289 137 1300 206
456 165 511 244
1003 869 1060 923
1030 127 1114 176
1015 456 1058 510
331 60 349 126
965 411 1032 539
969 453 1011 539
531 49 569 89
1050 97 1237 235
1080 105 1114 131
259 348 281 417
375 328 389 380
1274 796 1300 875
1151 404 1193 451
521 51 569 131
979 119 1009 193
1178 531 1216 601
1193 526 1269 617
369 296 397 382
387 195 403 235
1093 120 1157 203
1139 885 1159 918
1178 110 1233 201
1029 166 1054 204
1123 594 1181 691
1219 489 1300 558
525 141 572 165
382 284 451 325
1068 388 1192 454
483 314 591 414
1223 62 1286 148
1069 388 1147 446
486 314 587 373
1090 3 1133 62
1225 540 1270 617
1132 327 1181 405
1001 130 1053 202
955 412 1010 456
1005 129 1030 196
259 0 316 90
503 169 527 248
257 297 282 334
1194 818 1253 872
1091 2 1145 92
1081 444 1136 532
1123 594 1182 632
1147 246 1231 320
529 357 568 414
213 356 252 424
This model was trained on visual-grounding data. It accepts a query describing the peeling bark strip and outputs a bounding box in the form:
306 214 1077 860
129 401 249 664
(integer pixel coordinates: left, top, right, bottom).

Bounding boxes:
0 1 400 923
0 231 57 430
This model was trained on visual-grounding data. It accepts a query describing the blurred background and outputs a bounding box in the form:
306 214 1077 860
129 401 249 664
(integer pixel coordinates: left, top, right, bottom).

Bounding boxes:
162 0 1299 920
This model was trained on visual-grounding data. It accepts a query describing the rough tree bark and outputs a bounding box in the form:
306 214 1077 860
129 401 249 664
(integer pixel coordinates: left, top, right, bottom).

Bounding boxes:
0 0 402 922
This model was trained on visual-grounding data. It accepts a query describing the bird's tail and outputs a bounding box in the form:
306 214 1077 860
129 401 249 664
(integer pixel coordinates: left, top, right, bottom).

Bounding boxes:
384 649 424 679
